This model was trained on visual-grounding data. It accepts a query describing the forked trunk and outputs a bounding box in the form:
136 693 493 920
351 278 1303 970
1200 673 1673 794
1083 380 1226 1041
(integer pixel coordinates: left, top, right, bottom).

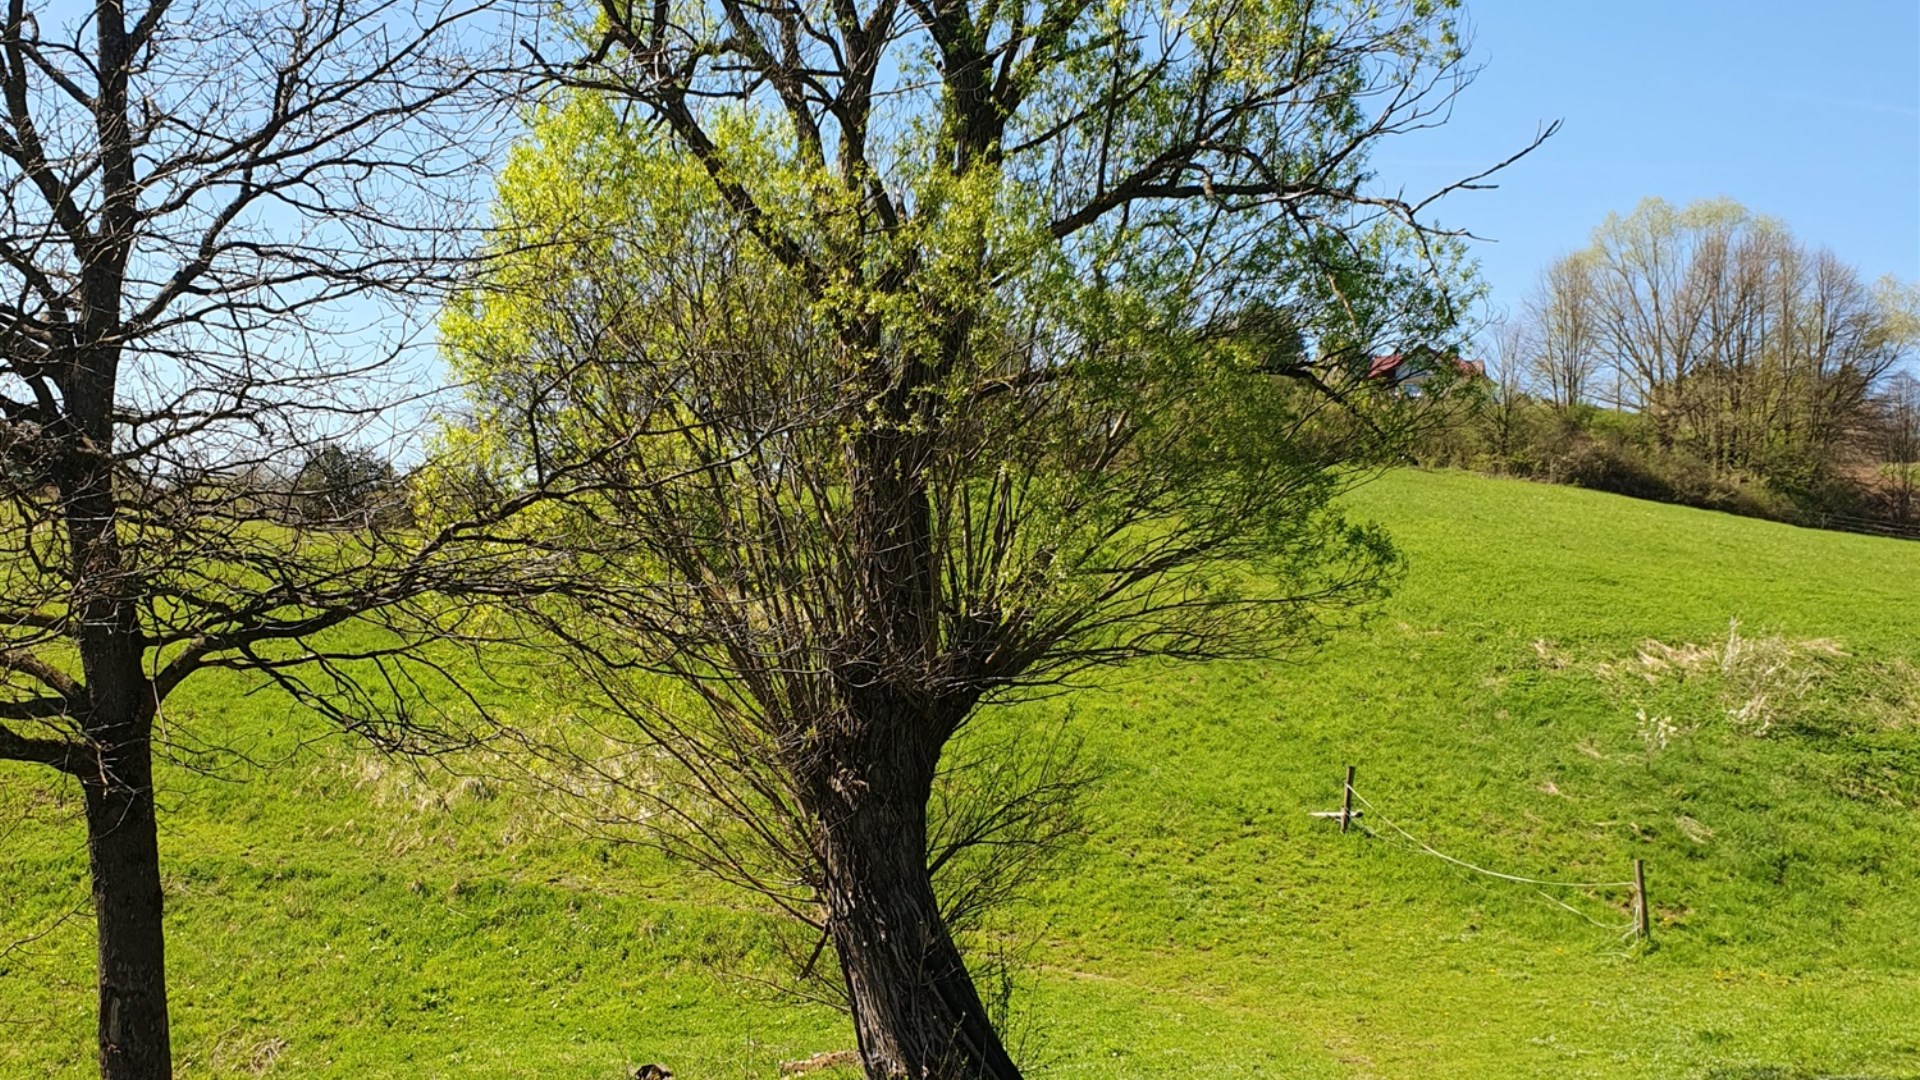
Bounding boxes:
822 787 1021 1080
80 734 172 1080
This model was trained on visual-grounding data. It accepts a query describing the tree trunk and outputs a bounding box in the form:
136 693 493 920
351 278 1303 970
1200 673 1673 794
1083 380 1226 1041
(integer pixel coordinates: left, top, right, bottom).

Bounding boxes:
80 733 172 1080
820 774 1021 1080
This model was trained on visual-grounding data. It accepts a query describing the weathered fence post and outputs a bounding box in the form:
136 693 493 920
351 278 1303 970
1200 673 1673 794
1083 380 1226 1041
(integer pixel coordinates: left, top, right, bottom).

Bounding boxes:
1340 765 1356 834
1633 858 1651 941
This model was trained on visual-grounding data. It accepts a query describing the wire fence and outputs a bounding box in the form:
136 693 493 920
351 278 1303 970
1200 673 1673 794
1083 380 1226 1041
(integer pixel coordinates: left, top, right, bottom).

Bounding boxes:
1339 783 1645 942
1807 512 1920 542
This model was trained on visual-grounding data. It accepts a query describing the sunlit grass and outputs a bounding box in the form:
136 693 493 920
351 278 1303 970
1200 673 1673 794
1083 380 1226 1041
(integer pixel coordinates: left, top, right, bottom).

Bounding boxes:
4 469 1918 1078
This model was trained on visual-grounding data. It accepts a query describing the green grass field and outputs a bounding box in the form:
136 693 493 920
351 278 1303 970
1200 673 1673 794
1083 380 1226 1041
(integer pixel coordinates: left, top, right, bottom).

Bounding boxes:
5 469 1918 1079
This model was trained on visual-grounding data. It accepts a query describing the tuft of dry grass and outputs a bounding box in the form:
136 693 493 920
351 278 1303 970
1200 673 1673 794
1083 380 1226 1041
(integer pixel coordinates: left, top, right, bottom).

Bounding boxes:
1862 658 1920 731
780 1049 860 1075
1635 706 1682 749
1675 815 1715 844
1530 638 1572 670
199 1033 288 1076
1599 619 1846 735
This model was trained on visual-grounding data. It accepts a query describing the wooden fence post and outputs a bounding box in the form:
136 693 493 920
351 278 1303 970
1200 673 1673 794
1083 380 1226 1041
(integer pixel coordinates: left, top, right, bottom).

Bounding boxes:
1633 858 1650 941
1340 765 1356 834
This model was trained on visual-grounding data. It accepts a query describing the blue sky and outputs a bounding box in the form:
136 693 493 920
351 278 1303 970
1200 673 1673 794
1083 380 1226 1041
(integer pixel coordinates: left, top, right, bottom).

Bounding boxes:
1374 0 1920 322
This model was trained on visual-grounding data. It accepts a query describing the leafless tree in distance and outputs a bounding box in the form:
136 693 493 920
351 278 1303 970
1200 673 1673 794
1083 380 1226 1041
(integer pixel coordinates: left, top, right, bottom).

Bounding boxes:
1572 198 1901 471
1873 371 1920 520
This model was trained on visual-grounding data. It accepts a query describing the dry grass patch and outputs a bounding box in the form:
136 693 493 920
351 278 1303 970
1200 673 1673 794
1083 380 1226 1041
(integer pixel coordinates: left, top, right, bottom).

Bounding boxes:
1861 657 1920 731
1598 620 1847 736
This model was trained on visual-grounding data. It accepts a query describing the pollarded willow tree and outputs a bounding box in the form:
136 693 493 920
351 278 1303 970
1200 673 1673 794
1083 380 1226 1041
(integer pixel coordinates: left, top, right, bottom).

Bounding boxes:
448 1 1536 1075
0 3 567 1078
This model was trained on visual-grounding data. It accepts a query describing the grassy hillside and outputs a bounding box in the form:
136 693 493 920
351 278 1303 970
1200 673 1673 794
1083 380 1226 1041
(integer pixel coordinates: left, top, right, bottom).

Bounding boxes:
5 469 1918 1079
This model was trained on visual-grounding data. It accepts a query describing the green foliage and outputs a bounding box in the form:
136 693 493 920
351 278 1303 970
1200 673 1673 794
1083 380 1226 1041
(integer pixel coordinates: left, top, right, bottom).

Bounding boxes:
441 46 1484 675
5 469 1919 1078
1424 395 1863 524
439 81 1450 1017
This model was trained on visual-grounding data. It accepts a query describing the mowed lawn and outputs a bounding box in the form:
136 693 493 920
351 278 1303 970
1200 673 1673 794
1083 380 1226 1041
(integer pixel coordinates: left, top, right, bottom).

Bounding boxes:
4 469 1918 1078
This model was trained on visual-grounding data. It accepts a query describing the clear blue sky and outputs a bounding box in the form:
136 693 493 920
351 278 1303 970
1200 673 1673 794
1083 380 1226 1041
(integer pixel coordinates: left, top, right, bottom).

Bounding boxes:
1373 0 1920 323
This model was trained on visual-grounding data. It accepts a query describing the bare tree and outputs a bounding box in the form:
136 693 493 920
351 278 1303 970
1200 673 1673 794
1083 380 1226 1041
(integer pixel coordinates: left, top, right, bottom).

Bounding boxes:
0 3 557 1077
1526 252 1599 409
1478 313 1535 461
1585 198 1727 436
447 1 1548 1074
1874 371 1920 520
1536 198 1904 483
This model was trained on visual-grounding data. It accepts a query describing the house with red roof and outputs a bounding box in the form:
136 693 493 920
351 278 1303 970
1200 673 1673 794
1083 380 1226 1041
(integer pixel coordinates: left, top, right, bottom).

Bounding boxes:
1366 347 1487 392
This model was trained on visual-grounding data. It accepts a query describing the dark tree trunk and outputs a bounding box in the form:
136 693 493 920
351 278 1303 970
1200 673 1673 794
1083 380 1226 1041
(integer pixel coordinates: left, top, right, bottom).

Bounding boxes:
817 750 1021 1080
59 297 171 1076
79 732 172 1080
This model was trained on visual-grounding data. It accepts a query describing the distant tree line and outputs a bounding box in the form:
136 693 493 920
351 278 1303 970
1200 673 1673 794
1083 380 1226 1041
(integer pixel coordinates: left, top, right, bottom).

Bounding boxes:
1431 198 1920 528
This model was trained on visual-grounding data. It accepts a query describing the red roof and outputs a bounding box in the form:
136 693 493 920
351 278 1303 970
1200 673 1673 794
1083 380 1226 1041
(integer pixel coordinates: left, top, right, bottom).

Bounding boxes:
1368 353 1409 379
1368 353 1486 380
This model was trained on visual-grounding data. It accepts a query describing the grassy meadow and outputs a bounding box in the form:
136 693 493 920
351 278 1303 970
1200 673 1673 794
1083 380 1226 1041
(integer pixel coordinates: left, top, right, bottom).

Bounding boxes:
4 468 1918 1079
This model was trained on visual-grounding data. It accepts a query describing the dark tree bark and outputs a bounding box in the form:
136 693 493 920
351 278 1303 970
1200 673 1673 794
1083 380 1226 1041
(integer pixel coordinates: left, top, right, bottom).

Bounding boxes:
825 797 1019 1080
81 736 171 1080
806 708 1021 1079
